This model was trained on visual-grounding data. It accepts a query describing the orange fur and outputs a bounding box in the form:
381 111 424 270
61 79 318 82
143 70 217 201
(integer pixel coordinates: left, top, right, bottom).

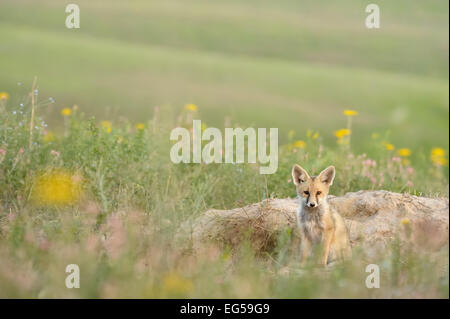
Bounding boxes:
292 165 351 266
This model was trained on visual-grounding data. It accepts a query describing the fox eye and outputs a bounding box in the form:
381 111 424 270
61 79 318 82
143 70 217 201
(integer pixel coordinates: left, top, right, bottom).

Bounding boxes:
317 191 322 195
304 191 309 195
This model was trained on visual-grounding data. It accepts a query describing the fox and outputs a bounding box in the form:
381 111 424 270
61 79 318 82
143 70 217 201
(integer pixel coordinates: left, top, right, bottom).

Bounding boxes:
292 164 351 267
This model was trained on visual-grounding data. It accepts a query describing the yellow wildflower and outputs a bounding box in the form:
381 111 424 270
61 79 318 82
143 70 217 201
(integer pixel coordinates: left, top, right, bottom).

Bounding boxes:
397 148 411 157
307 130 319 140
401 218 410 225
61 108 72 116
135 123 145 130
384 143 395 151
33 169 82 206
431 147 446 158
101 121 112 133
431 156 448 166
162 273 194 296
294 140 306 149
343 109 358 117
0 92 10 100
430 147 447 166
334 129 351 139
221 251 231 261
185 104 197 112
43 131 55 143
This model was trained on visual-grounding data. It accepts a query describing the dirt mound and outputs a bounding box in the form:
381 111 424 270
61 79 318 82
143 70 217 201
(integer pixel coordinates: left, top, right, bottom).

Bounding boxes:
180 191 449 257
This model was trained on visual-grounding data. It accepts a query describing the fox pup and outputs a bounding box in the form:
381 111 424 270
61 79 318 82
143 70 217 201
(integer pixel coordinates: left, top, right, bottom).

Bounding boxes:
292 164 351 267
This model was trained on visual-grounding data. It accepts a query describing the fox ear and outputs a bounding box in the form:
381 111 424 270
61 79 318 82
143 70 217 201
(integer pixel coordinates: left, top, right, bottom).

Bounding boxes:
292 164 310 185
319 166 335 186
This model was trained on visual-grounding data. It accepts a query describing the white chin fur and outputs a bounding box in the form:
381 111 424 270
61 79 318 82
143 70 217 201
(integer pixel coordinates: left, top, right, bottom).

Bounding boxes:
298 197 319 207
298 196 325 208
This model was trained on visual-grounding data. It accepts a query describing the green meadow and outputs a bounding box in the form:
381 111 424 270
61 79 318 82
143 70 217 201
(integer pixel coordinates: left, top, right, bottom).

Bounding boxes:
0 0 448 150
0 0 448 298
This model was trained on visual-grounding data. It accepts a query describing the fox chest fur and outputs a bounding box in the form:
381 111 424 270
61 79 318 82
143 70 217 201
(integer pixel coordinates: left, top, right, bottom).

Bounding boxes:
297 204 330 244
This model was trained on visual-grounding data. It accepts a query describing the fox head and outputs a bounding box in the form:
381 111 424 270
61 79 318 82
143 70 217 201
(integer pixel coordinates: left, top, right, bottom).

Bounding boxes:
291 165 336 208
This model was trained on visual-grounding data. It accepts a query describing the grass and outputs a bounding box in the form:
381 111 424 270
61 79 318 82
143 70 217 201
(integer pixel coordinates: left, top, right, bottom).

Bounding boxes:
0 0 448 152
0 93 448 298
0 0 448 298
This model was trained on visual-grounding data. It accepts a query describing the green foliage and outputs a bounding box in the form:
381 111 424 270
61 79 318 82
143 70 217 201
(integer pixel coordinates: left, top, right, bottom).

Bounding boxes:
0 0 448 299
0 92 448 298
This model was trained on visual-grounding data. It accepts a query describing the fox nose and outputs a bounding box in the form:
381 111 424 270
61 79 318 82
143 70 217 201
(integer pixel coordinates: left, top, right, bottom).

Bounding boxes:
308 203 316 207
